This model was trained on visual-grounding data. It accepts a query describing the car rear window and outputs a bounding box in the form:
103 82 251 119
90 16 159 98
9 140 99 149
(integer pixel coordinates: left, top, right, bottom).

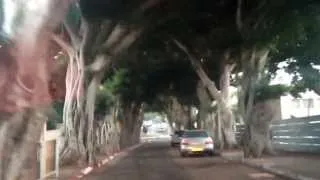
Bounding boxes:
183 131 208 138
175 131 184 136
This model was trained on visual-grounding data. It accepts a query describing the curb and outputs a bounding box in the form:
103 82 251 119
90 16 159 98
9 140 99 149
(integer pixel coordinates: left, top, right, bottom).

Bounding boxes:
242 160 318 180
69 143 144 179
219 152 317 180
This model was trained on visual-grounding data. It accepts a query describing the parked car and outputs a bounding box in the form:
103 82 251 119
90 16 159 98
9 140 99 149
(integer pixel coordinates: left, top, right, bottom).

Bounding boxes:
179 130 214 157
170 130 185 147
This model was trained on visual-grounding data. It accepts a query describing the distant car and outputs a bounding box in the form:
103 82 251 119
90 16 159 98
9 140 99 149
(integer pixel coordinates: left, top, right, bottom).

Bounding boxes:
170 130 185 147
179 130 214 157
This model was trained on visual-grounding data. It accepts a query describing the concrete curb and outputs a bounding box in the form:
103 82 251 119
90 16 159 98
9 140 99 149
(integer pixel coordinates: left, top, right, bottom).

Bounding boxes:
69 143 144 179
219 151 317 180
242 160 318 180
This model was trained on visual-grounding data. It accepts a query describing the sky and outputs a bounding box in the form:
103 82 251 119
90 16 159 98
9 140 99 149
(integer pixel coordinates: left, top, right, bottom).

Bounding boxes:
2 0 50 38
270 69 293 86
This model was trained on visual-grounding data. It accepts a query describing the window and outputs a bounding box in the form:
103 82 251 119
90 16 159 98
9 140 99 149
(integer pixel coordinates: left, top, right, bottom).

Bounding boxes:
174 130 184 137
183 131 208 138
303 99 314 108
292 99 300 108
309 99 314 108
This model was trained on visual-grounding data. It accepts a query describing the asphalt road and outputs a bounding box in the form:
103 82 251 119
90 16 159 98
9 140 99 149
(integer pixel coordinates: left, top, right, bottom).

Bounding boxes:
87 141 284 180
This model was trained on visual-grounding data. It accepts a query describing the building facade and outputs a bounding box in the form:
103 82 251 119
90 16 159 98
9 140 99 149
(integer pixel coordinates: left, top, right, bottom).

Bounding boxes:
280 91 320 120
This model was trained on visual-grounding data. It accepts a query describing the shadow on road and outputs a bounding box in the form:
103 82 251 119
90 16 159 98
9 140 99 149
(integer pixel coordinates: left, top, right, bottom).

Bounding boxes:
88 141 192 180
88 141 284 180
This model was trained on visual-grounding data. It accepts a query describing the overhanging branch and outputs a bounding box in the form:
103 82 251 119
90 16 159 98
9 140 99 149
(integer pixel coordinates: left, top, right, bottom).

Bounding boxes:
101 24 128 52
63 19 81 49
173 39 222 102
140 0 164 11
236 0 243 31
113 28 144 55
50 33 75 55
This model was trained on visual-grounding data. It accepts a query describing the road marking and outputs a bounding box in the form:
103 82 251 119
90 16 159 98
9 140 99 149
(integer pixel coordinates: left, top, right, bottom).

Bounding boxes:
248 172 275 179
81 167 93 175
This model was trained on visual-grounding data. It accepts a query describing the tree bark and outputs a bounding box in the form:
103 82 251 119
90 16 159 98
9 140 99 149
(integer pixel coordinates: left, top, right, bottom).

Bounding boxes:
0 110 47 180
58 17 142 164
219 62 236 149
242 100 275 158
238 48 272 158
83 70 106 164
196 81 211 130
119 102 143 149
174 40 236 148
165 96 188 130
0 0 69 177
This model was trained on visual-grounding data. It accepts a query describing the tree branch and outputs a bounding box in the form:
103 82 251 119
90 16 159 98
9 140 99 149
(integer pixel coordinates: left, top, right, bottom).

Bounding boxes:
93 20 116 48
81 20 100 63
101 24 128 52
50 33 74 55
236 0 243 32
140 0 163 12
86 54 112 73
173 39 222 102
63 19 81 49
229 64 236 71
113 28 144 55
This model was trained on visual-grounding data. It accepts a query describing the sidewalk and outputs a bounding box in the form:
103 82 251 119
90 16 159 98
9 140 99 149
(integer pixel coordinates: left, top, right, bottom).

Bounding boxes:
221 150 320 180
45 154 120 180
45 143 144 180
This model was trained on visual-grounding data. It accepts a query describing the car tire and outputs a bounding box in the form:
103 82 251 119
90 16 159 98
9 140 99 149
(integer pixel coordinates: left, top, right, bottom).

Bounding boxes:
208 151 215 156
180 152 187 157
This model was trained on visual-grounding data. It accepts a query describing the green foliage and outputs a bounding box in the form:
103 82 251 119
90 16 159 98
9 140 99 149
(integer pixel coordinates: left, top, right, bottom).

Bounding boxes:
80 0 320 116
95 86 115 115
46 101 64 130
95 69 127 115
47 119 57 130
65 2 82 29
266 3 320 94
52 101 64 124
255 84 290 102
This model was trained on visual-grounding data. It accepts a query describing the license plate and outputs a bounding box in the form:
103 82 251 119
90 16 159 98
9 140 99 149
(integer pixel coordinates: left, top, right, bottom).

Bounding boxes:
191 147 203 152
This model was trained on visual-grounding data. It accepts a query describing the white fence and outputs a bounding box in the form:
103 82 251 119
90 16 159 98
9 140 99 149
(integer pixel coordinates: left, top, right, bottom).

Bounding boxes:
37 124 61 179
271 116 320 152
235 115 320 153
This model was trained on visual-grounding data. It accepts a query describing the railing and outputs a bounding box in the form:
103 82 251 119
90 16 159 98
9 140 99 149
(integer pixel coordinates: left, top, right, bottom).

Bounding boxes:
235 115 320 153
271 116 320 153
37 124 61 179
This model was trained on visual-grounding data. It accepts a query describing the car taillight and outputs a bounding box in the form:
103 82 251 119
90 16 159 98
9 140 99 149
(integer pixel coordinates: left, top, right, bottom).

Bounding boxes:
205 137 213 144
181 139 189 145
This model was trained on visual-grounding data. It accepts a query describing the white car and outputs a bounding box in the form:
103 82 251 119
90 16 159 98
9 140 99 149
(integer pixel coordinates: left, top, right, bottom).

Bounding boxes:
180 130 214 157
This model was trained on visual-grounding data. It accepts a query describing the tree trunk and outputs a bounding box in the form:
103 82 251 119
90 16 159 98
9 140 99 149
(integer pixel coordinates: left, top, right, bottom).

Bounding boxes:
219 63 236 149
238 48 271 157
215 106 224 150
242 100 276 158
174 40 236 148
60 51 86 165
83 71 105 164
196 81 211 130
0 1 69 177
0 109 46 180
165 96 188 130
185 106 193 129
119 102 142 149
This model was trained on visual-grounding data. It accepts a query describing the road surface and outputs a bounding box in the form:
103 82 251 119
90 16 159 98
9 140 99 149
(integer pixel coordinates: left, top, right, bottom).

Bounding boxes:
87 141 284 180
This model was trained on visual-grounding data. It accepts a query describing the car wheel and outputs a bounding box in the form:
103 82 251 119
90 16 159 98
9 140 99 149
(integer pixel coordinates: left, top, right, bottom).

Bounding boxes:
180 152 187 157
208 151 215 156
